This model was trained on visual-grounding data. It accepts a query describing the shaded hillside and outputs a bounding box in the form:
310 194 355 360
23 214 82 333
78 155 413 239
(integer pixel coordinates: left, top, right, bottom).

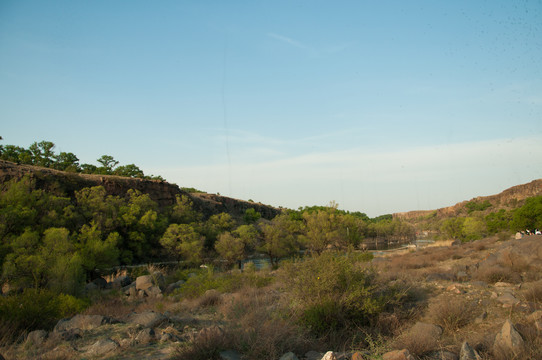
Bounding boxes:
0 160 280 220
394 179 542 222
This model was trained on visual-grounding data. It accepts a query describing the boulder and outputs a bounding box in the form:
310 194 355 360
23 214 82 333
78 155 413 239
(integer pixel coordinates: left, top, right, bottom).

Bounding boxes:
92 277 108 289
135 275 154 291
279 352 299 360
127 311 167 328
383 349 415 360
84 338 118 357
112 275 132 289
493 320 525 355
321 351 338 360
135 328 155 344
26 330 47 345
165 280 185 294
456 271 469 282
54 314 118 332
410 322 443 339
144 285 163 298
459 341 481 360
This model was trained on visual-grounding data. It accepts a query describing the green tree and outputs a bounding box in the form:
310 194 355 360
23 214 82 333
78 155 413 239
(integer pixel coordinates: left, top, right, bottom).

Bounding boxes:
202 212 235 249
485 209 512 234
160 223 204 264
463 216 487 241
259 214 300 267
440 217 465 240
54 152 80 172
302 209 340 254
97 155 119 174
170 194 201 224
243 208 261 224
29 141 56 167
114 164 144 178
511 196 542 231
76 224 120 275
215 232 245 268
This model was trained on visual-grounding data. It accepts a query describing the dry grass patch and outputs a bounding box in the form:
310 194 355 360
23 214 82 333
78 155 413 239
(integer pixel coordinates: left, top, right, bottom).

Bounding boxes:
425 296 477 333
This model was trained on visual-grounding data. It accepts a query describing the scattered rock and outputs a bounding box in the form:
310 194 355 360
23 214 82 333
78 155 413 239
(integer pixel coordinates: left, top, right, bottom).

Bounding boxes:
470 281 488 288
26 330 47 345
493 320 525 355
112 275 132 289
54 314 118 332
496 293 520 306
84 338 118 357
135 328 155 344
219 349 242 360
54 328 83 341
446 284 464 294
460 341 481 360
495 282 514 288
127 311 167 328
165 279 185 293
321 351 338 360
410 322 443 339
382 349 415 360
426 350 458 360
279 351 299 360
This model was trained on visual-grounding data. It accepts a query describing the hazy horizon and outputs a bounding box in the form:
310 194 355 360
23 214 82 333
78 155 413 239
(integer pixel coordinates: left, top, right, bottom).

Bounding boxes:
2 1 541 217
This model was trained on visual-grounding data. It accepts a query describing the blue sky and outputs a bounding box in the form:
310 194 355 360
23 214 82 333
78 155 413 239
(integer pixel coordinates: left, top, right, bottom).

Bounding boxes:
1 1 541 216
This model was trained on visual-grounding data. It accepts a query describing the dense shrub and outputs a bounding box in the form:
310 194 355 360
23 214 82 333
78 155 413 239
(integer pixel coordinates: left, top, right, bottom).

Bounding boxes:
0 289 88 340
281 252 409 336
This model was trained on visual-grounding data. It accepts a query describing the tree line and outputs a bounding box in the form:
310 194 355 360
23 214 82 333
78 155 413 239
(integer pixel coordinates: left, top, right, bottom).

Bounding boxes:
0 139 163 180
439 197 542 241
0 175 416 296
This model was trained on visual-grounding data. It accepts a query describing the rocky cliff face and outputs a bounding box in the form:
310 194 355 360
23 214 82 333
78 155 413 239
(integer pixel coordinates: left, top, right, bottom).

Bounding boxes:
394 179 542 221
0 160 281 220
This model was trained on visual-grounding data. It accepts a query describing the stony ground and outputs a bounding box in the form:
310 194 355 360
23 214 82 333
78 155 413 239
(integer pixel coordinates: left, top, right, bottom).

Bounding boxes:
2 235 542 359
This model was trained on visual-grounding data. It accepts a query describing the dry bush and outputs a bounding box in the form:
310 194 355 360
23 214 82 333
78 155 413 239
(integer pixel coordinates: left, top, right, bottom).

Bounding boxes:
83 297 134 318
218 287 313 360
472 263 520 284
498 249 530 274
196 289 222 308
425 297 477 332
174 326 233 360
521 280 542 304
393 327 439 358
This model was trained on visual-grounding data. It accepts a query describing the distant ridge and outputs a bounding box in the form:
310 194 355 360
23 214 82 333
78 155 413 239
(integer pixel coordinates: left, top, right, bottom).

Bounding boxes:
393 179 542 221
0 160 281 220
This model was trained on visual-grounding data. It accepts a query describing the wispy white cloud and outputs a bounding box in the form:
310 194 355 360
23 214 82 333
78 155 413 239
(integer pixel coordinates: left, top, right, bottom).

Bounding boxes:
267 32 309 50
155 135 542 216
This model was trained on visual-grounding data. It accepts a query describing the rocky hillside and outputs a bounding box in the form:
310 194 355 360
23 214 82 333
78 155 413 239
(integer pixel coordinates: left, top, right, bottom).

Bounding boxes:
0 160 281 220
394 179 542 221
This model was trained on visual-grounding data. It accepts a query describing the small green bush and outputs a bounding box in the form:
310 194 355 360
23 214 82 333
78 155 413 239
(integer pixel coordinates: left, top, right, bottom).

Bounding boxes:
0 289 89 340
179 267 274 299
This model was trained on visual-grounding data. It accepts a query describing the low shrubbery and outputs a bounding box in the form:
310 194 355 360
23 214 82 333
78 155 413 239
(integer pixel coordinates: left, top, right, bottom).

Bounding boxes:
281 252 412 337
0 289 88 342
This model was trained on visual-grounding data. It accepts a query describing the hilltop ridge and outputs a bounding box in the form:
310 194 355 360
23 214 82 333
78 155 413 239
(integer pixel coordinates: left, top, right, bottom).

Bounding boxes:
393 179 542 221
0 159 281 220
